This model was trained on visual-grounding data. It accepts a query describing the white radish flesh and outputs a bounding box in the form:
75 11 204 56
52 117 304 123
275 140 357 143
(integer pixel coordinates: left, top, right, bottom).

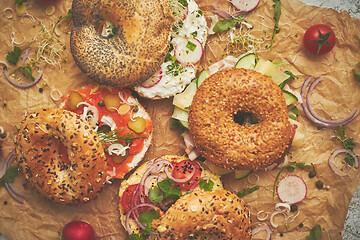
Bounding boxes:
174 37 203 65
277 175 307 204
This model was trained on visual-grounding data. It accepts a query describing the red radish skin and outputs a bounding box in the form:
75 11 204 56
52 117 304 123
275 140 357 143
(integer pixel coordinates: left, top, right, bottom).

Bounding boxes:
174 37 203 65
230 0 260 13
276 175 307 204
62 221 96 240
141 70 162 88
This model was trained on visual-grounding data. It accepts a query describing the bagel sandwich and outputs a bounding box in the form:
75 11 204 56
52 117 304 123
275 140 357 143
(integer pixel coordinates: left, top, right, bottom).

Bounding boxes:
61 84 152 180
134 0 208 99
119 155 252 239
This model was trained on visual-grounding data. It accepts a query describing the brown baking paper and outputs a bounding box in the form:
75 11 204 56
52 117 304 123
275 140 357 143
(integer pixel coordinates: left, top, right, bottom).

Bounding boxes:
0 0 359 239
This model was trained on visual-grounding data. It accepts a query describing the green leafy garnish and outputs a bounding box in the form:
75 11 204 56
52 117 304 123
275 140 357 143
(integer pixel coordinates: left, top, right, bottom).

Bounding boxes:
270 0 281 48
353 61 360 82
13 65 35 81
6 46 22 65
331 125 356 166
52 9 72 34
237 186 259 198
0 166 18 187
157 178 182 200
148 186 163 203
213 15 247 33
273 162 312 199
186 41 197 51
279 70 298 89
131 209 160 240
97 129 145 144
199 179 214 192
306 225 322 240
178 0 188 7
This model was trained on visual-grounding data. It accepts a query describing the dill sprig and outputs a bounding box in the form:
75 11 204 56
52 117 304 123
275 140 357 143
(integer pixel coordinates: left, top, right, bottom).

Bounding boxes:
97 129 145 144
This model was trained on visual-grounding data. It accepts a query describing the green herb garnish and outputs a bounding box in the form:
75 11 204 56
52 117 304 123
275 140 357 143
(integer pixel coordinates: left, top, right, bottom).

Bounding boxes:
199 179 214 192
97 129 145 144
186 41 197 51
6 46 22 65
148 186 163 203
130 209 160 240
279 70 298 89
0 166 18 187
270 0 281 48
13 65 35 81
157 177 182 199
306 225 322 240
15 0 24 5
52 9 72 34
178 0 188 7
237 186 259 198
213 15 247 33
331 125 356 166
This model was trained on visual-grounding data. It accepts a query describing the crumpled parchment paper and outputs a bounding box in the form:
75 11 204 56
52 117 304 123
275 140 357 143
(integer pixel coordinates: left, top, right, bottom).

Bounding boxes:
0 0 359 239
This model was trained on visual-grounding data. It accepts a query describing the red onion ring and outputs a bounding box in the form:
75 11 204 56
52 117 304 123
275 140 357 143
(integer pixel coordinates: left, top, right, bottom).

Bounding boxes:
0 150 16 178
252 224 273 240
301 76 359 128
125 203 159 235
5 182 25 204
328 149 359 176
3 66 43 89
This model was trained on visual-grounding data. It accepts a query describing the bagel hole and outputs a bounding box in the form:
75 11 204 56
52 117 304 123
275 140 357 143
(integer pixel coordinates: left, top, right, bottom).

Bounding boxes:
58 142 69 164
234 111 259 126
95 20 116 38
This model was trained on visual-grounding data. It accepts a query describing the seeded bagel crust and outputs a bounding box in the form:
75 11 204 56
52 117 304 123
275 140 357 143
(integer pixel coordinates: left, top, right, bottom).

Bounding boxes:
15 108 107 205
155 189 252 240
70 0 174 87
188 68 292 170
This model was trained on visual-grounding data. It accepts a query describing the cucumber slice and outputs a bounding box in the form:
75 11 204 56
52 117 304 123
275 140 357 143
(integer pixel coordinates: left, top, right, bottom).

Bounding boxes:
172 106 189 122
282 90 298 106
196 69 210 88
235 53 257 69
254 59 290 85
234 169 252 180
179 120 189 129
173 80 197 111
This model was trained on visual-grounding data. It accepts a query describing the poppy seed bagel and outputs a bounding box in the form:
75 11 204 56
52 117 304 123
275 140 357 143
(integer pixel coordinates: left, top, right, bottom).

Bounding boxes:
155 189 252 239
188 68 292 170
15 108 107 205
70 0 175 87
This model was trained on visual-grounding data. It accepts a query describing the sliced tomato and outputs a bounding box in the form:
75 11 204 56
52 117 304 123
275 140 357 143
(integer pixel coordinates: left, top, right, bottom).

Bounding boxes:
172 160 201 191
121 184 151 215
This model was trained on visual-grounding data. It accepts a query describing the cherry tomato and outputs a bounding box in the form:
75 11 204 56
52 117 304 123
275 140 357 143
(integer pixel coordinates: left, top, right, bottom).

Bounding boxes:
303 24 336 55
172 160 201 191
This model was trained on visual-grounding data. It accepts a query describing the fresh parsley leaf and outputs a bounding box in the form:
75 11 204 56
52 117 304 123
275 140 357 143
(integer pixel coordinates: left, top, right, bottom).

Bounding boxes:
332 125 356 166
149 186 163 203
6 46 22 65
199 179 214 192
306 225 322 240
158 178 182 199
213 15 247 33
138 209 160 226
19 65 35 81
178 0 188 7
0 166 18 187
270 0 281 48
130 234 144 240
237 186 259 198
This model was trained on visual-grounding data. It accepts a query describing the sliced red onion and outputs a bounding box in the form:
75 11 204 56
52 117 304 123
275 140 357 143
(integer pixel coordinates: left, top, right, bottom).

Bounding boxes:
82 105 99 128
270 210 287 228
252 224 273 240
20 47 34 64
125 203 159 235
143 174 159 197
328 149 359 176
213 7 232 19
301 76 359 128
3 66 43 89
5 182 25 204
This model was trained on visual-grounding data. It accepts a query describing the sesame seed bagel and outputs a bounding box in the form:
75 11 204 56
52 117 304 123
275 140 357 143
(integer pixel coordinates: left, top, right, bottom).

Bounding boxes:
188 68 292 170
70 0 175 87
155 189 252 239
15 108 107 205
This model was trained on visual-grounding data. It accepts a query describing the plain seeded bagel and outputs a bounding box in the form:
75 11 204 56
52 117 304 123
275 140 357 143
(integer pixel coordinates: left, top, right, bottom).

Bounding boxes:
15 108 107 205
188 68 292 170
70 0 174 87
155 189 252 239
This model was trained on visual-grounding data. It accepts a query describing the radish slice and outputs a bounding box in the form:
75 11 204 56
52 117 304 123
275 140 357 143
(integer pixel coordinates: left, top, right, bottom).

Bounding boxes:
276 175 307 204
174 37 203 65
170 1 188 23
230 0 260 13
141 70 162 88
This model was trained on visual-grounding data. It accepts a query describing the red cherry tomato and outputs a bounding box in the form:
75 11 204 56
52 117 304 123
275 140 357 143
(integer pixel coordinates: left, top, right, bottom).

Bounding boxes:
172 160 201 191
303 24 336 55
